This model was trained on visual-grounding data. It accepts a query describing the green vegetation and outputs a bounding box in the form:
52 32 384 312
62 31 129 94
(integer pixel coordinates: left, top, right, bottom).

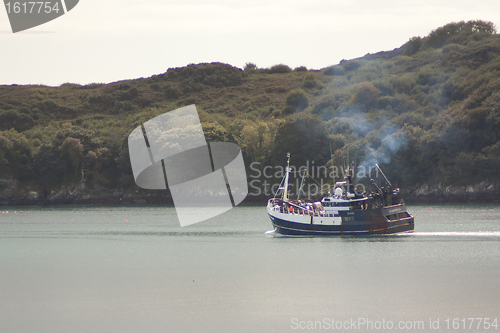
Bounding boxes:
1 20 499 202
283 89 309 115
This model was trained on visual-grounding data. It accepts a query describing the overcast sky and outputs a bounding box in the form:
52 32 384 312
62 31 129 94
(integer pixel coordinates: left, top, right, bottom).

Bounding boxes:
1 0 500 86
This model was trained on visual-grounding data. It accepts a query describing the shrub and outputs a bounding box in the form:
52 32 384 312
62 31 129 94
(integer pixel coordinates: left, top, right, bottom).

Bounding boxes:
60 83 82 90
392 74 416 94
268 64 292 74
341 60 362 71
302 73 318 88
282 89 309 115
424 20 497 49
150 83 160 91
244 62 257 73
311 92 348 119
271 113 331 167
117 87 138 101
324 65 344 76
265 85 289 93
164 84 182 99
416 70 442 86
403 37 422 56
42 100 57 112
0 110 35 132
372 78 394 96
165 62 244 88
88 94 116 109
351 82 381 109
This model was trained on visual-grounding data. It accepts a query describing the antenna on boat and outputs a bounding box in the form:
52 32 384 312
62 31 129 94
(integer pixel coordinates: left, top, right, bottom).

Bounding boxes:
346 149 349 176
297 168 308 201
375 164 392 188
282 152 291 202
329 141 334 189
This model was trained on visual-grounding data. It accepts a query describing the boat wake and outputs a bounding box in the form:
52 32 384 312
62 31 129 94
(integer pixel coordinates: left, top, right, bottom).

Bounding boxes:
264 230 310 238
265 230 500 239
411 231 500 238
265 230 282 237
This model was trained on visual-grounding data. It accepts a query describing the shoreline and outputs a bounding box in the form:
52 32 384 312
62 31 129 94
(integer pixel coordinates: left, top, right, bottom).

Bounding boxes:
1 179 499 207
1 193 499 207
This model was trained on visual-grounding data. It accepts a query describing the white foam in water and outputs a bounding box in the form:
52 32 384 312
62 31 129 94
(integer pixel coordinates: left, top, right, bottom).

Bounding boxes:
413 231 500 237
264 230 279 237
264 230 500 238
264 230 314 238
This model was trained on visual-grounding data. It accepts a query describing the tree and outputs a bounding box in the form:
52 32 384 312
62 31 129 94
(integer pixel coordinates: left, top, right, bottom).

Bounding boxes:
351 82 380 110
425 20 496 49
201 121 238 143
244 62 257 73
58 137 84 177
271 114 331 168
52 126 113 184
240 121 276 163
0 110 35 132
283 89 309 115
83 147 112 184
0 129 33 180
268 64 292 74
404 37 422 56
34 143 69 195
0 134 14 176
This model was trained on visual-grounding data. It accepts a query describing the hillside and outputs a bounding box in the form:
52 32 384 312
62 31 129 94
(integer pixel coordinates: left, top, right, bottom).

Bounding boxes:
1 20 500 205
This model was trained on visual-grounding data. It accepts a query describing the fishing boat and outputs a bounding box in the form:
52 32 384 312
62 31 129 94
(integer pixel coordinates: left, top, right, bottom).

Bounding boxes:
267 153 414 236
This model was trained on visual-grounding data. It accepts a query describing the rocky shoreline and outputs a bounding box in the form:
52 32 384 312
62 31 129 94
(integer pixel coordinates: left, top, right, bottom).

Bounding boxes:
401 182 500 203
0 179 172 206
1 178 499 206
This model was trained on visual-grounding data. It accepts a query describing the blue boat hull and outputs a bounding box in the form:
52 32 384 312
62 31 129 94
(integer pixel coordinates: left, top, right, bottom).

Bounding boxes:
268 205 414 236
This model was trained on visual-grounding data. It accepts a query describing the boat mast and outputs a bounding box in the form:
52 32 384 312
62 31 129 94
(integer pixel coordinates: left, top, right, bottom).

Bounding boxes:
282 153 291 202
297 168 307 201
329 141 333 193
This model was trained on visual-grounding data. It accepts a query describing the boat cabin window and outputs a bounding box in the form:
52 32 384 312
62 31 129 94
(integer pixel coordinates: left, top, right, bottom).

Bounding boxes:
323 201 350 207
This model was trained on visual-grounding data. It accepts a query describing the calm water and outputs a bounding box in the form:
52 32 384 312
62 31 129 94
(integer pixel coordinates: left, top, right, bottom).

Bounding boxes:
1 204 500 333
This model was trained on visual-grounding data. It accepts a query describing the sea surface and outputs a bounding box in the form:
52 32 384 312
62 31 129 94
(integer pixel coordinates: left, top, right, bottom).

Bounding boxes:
1 203 500 333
